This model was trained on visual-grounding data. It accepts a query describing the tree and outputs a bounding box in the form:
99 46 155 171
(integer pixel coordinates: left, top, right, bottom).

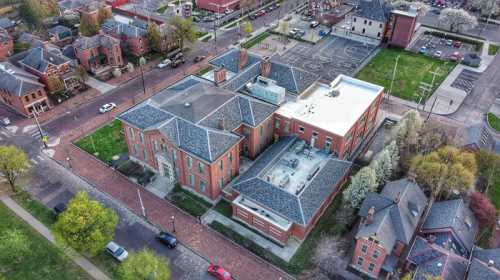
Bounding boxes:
469 192 496 229
371 148 393 185
392 110 424 170
168 16 198 50
438 8 478 33
475 149 500 192
147 23 161 52
417 121 448 155
410 146 477 199
279 20 289 44
79 15 100 37
47 75 65 93
53 192 118 256
98 6 112 25
343 167 378 209
241 21 253 37
389 0 430 16
0 229 30 264
118 249 171 280
471 0 499 17
239 0 256 16
0 145 30 192
386 140 400 170
313 235 348 278
75 65 89 83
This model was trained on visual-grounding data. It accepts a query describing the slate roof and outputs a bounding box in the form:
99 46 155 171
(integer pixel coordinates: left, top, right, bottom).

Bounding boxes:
48 25 72 39
422 199 478 253
18 47 70 73
468 248 500 280
0 63 44 97
17 32 45 48
232 137 352 225
209 48 319 95
73 34 120 50
356 179 428 252
353 0 391 22
408 237 468 280
0 18 15 29
0 28 10 43
118 75 275 163
102 19 148 39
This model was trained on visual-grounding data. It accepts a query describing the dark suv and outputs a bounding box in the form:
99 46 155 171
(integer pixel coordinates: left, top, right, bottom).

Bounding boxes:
156 231 177 249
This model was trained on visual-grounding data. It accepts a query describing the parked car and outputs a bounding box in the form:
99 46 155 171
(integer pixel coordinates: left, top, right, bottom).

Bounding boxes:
310 21 320 28
267 5 274 11
419 46 428 54
256 9 266 16
450 51 462 62
105 242 128 262
156 231 177 248
224 8 233 14
99 103 116 114
249 14 257 20
296 30 306 37
193 16 201 22
207 264 232 280
433 50 442 58
53 202 66 215
446 39 453 46
1 117 10 125
157 58 172 69
194 56 206 62
453 40 462 48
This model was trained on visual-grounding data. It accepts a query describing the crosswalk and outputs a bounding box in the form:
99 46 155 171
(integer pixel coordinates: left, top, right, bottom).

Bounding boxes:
24 126 43 139
0 129 12 141
29 154 46 166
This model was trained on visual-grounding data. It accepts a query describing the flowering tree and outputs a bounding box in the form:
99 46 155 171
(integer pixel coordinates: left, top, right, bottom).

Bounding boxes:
343 167 378 208
438 9 478 33
469 192 496 229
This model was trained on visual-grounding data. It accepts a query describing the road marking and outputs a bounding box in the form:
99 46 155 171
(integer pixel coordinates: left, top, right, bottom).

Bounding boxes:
36 155 44 161
0 130 9 137
6 125 18 134
30 159 38 165
22 125 37 133
42 149 55 158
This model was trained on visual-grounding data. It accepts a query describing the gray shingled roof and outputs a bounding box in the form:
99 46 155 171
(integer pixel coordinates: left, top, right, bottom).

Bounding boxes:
408 237 468 280
48 25 72 39
356 179 428 252
0 18 15 29
0 63 44 97
422 199 478 253
0 28 10 43
232 137 352 225
209 48 261 73
468 248 500 280
267 60 319 94
17 32 45 48
102 19 148 39
19 47 70 73
353 0 390 22
73 34 120 50
118 104 174 130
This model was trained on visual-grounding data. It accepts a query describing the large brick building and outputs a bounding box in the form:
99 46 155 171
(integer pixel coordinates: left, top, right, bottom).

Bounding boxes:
0 63 51 117
196 0 240 13
102 19 149 57
0 28 13 61
384 7 419 48
351 179 428 279
73 34 123 78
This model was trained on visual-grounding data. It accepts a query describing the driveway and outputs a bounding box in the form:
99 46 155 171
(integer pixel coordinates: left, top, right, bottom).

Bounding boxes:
86 77 116 94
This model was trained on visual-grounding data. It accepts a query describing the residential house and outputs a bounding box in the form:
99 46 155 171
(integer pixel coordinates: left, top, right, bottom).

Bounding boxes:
101 19 149 57
48 25 74 47
407 198 479 279
17 32 46 48
468 247 500 279
12 47 80 92
73 34 123 78
196 0 239 13
79 1 113 27
350 178 428 279
118 75 278 202
349 0 389 42
0 63 51 117
0 18 15 34
0 28 13 61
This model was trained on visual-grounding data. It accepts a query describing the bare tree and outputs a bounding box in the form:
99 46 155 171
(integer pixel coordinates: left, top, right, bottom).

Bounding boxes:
314 235 349 278
471 0 499 17
438 8 478 33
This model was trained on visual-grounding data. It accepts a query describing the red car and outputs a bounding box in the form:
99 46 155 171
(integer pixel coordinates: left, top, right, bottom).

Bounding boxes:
207 264 232 280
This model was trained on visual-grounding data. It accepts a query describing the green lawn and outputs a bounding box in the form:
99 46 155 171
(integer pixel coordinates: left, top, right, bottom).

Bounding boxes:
487 113 500 132
169 184 212 217
213 200 232 218
75 120 128 165
242 32 270 49
210 193 344 275
356 48 456 102
489 44 499 56
0 202 91 280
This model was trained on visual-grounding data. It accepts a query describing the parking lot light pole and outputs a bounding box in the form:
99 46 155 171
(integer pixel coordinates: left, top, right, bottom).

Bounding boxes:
171 215 176 233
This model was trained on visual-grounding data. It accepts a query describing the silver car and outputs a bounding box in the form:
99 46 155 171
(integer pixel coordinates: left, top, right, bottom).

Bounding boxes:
105 241 128 262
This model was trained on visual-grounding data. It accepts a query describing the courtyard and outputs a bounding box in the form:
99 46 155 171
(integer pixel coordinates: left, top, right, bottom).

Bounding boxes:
275 36 377 82
356 48 456 102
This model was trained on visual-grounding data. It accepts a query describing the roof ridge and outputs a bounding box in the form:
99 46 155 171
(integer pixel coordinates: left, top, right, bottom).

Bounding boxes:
206 128 212 161
196 94 238 125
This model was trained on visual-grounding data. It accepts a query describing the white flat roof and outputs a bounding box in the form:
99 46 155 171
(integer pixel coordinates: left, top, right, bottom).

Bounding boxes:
276 75 383 136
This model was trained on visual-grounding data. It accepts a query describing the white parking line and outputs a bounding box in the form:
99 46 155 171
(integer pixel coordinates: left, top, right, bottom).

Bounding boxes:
36 155 44 161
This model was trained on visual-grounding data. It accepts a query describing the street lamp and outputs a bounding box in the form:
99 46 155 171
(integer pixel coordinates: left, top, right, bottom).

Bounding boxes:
139 56 147 96
66 156 72 168
171 215 176 233
209 2 223 55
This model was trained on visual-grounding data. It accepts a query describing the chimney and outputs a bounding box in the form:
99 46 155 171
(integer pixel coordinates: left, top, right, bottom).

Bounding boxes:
488 260 495 267
260 56 272 77
218 116 225 130
394 192 401 204
239 48 248 70
214 65 226 85
366 206 375 225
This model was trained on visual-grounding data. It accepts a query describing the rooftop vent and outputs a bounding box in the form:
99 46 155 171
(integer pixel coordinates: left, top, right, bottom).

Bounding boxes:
328 87 340 97
184 102 191 107
437 263 442 267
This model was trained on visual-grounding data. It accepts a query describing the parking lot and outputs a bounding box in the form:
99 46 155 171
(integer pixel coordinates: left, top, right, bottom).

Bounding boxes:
275 35 377 81
450 69 481 94
409 33 477 61
272 14 329 43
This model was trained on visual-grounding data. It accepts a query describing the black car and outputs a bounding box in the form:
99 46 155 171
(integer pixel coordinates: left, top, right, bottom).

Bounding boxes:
194 55 206 62
53 203 66 215
156 231 177 248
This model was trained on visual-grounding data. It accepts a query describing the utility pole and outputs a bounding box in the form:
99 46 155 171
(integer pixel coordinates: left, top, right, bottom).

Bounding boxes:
209 2 222 55
33 106 48 149
388 54 401 100
418 67 441 111
139 56 147 95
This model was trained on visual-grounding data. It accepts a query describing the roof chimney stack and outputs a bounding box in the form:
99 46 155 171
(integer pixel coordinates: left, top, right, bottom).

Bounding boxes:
260 56 272 77
366 206 375 225
214 64 226 86
218 116 225 130
239 48 248 70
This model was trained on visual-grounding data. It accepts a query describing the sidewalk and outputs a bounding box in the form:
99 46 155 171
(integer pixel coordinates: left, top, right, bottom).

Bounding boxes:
0 195 111 280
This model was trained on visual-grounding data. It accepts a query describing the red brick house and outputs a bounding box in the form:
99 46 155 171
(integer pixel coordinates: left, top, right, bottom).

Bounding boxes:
385 7 419 48
101 19 149 57
351 179 428 279
0 63 51 117
12 47 80 92
196 0 240 13
73 34 123 78
0 28 13 61
79 2 112 27
48 25 74 47
118 75 278 202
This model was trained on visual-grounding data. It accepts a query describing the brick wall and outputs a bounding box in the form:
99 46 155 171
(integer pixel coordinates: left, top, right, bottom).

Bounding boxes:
351 237 388 278
0 37 13 61
389 13 417 48
0 88 50 117
196 0 240 12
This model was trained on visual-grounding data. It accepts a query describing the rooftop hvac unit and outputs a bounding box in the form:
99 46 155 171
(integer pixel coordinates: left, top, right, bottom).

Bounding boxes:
279 174 290 188
307 163 321 180
328 87 340 97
